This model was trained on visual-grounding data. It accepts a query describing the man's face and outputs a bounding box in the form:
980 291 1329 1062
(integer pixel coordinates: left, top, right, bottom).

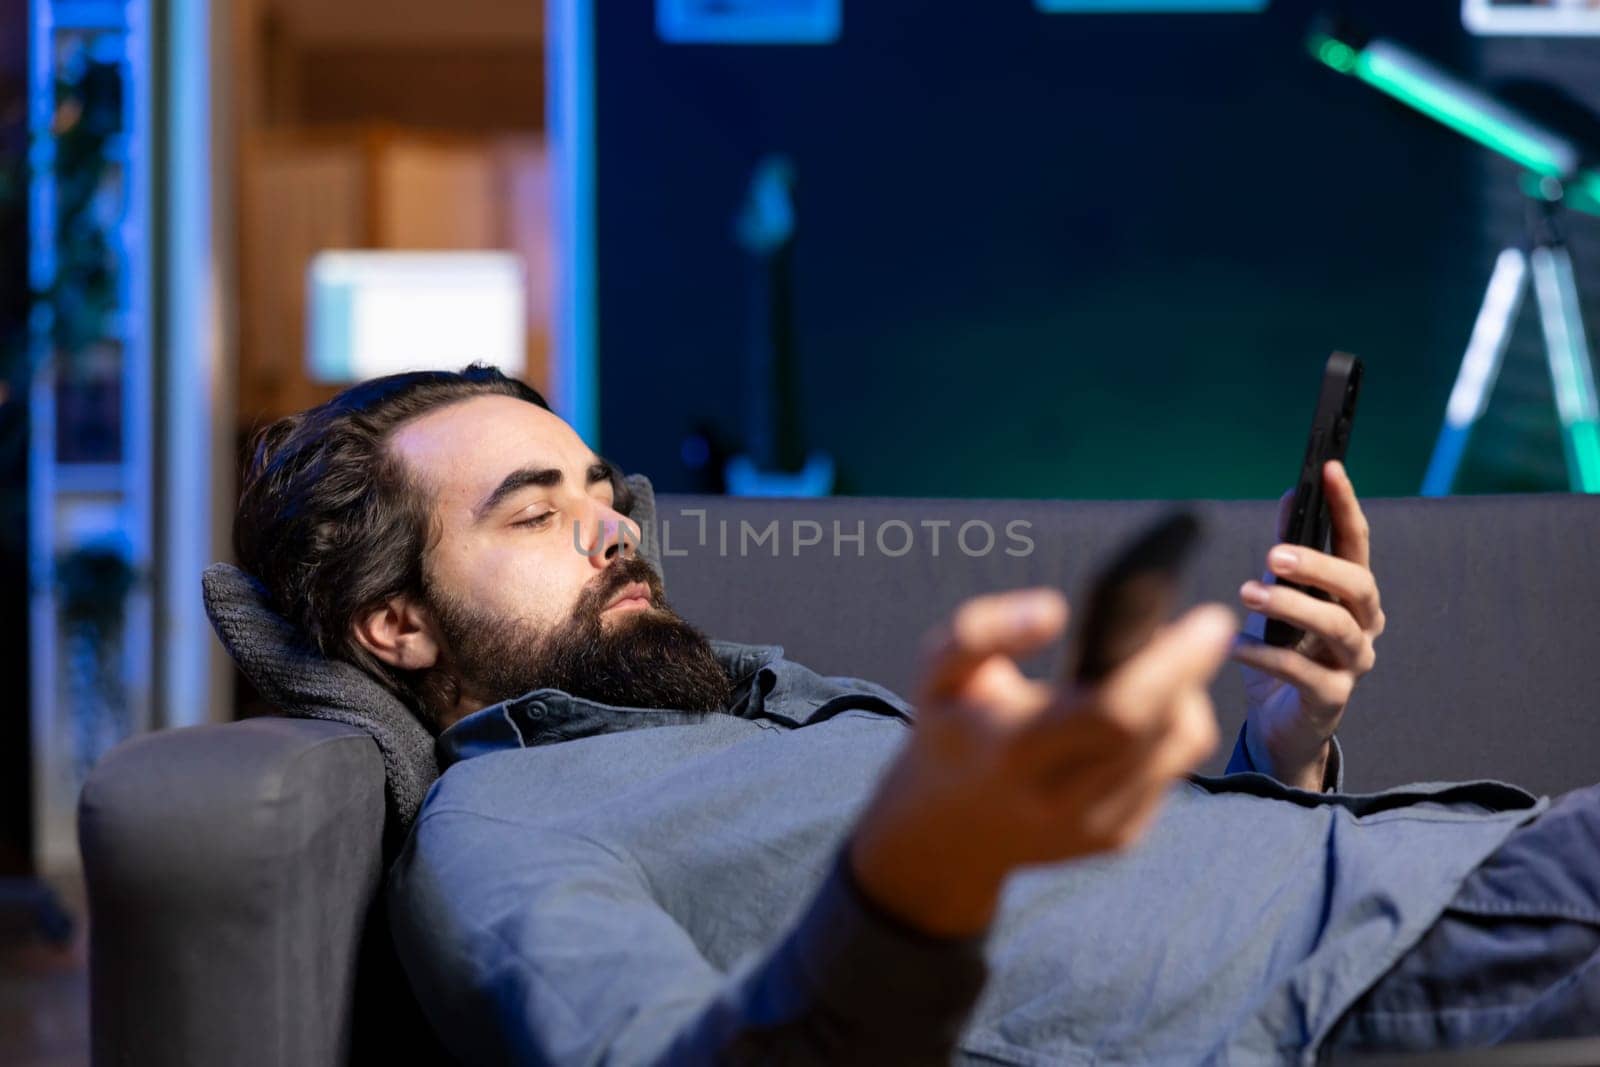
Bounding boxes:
381 394 730 724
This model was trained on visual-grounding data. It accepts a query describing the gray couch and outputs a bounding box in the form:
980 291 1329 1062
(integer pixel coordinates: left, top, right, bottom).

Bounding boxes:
78 493 1600 1065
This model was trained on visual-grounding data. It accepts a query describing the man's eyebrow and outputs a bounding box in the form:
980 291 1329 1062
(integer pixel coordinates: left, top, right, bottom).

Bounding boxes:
472 458 614 522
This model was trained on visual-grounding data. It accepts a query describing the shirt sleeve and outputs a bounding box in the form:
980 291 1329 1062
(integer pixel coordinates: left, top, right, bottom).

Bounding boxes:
1222 721 1345 792
387 810 991 1066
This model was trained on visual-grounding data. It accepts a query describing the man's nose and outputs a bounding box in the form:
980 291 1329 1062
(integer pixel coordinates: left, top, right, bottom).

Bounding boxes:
583 502 641 567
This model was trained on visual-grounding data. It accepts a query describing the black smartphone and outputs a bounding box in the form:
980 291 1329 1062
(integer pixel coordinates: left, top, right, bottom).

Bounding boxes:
1263 352 1364 649
1070 511 1204 686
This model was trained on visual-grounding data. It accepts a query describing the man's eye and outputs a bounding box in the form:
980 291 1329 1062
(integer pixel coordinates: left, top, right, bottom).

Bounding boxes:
512 511 556 530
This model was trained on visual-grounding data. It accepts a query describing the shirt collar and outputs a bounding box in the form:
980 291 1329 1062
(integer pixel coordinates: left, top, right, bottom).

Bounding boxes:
437 639 786 768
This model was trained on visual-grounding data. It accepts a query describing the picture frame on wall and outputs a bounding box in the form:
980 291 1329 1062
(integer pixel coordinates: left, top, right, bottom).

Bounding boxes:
1464 0 1600 36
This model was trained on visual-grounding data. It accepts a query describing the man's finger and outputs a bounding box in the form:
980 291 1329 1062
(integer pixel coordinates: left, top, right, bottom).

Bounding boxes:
918 588 1069 701
1096 604 1237 730
1016 603 1232 778
1262 546 1383 633
1230 640 1356 710
1325 460 1371 569
1239 580 1370 668
1079 773 1175 853
1104 686 1219 787
1145 688 1220 791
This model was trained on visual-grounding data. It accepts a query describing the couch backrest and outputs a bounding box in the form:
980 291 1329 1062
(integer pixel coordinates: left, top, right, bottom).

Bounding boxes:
660 493 1600 797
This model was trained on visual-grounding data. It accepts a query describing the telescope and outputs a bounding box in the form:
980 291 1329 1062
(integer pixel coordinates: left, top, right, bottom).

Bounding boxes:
1310 20 1600 494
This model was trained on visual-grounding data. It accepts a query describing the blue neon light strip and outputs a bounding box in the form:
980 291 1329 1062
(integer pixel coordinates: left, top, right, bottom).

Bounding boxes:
1037 0 1268 11
550 0 599 444
1421 425 1470 498
658 0 841 44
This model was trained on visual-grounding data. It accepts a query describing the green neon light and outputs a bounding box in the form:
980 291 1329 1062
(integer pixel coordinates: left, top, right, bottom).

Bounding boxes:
1577 171 1600 215
1353 51 1567 177
1309 34 1568 178
1311 35 1357 74
1568 420 1600 493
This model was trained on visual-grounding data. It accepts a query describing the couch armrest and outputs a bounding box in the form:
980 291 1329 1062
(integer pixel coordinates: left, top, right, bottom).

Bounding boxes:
79 717 386 1067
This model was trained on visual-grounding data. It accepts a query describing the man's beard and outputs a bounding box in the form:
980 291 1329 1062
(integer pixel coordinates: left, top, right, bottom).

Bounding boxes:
424 556 733 716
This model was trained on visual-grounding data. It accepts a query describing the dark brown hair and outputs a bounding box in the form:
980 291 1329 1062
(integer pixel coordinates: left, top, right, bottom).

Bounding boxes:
233 364 628 727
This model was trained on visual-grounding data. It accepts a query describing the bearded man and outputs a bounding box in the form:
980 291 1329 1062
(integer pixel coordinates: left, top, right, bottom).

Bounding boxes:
230 365 1600 1064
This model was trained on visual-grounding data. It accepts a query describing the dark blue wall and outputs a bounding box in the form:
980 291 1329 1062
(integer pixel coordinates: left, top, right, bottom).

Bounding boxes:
1 0 32 873
594 0 1491 499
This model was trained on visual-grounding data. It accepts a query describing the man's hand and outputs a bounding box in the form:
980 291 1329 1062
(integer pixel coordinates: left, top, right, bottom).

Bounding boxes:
1230 460 1386 790
847 588 1236 938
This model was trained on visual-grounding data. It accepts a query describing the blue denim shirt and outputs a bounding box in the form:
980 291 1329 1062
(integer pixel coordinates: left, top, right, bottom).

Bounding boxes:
388 640 1546 1066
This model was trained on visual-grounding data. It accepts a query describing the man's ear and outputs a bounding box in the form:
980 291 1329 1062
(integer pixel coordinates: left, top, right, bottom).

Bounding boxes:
352 596 441 671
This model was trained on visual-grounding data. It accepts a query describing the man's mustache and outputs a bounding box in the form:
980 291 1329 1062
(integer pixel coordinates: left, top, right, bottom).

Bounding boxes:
577 558 664 621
